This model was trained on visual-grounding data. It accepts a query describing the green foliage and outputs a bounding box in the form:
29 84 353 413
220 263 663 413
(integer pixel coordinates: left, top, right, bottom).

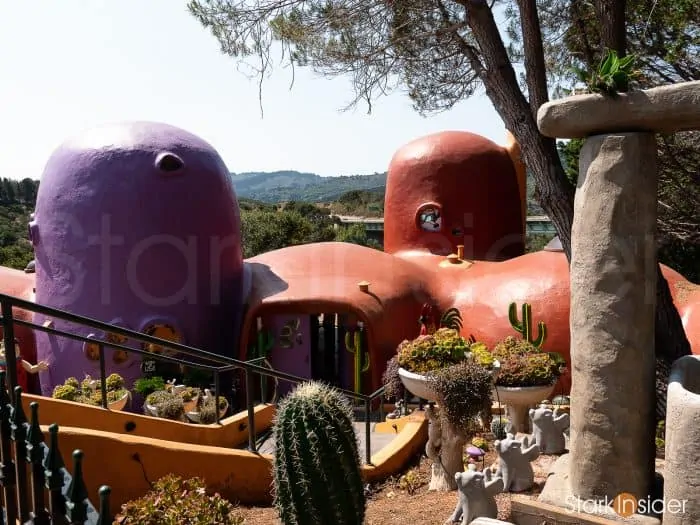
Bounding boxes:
397 328 470 374
468 342 495 367
328 189 385 217
134 376 166 397
105 373 124 391
557 139 584 186
272 381 366 525
427 361 493 433
573 49 639 96
492 336 565 387
51 384 80 402
655 420 666 449
117 474 243 524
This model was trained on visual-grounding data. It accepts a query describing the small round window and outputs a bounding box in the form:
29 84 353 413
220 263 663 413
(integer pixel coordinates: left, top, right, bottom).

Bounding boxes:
141 324 181 356
106 333 129 364
417 203 442 232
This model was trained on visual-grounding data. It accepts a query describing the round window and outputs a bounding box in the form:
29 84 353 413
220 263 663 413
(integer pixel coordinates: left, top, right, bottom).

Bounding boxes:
141 324 181 356
416 203 442 232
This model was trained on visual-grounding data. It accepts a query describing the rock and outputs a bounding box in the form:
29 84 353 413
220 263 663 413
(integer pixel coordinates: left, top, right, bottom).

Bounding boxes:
493 433 539 492
537 80 700 138
569 133 657 501
663 355 700 525
529 405 569 454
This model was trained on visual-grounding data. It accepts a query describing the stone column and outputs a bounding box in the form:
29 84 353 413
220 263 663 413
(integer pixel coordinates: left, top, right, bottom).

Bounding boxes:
569 133 657 502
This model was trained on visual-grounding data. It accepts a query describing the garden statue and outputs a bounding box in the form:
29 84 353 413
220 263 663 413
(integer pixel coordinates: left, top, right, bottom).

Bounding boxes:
425 404 465 491
529 404 569 454
494 433 539 492
446 467 504 525
0 338 49 392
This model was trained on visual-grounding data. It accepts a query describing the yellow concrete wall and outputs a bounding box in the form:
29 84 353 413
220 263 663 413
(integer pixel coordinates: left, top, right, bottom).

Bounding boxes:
23 394 274 448
47 411 428 516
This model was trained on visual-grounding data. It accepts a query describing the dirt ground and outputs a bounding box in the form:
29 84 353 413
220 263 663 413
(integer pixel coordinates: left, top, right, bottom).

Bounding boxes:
235 435 559 525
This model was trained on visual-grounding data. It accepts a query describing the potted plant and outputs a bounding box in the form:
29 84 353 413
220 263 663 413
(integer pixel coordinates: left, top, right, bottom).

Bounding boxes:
133 376 166 399
144 390 186 422
186 390 229 423
51 374 130 411
491 336 566 433
396 328 498 401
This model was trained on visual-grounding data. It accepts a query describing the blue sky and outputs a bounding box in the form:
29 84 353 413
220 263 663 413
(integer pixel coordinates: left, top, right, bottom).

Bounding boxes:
0 1 506 180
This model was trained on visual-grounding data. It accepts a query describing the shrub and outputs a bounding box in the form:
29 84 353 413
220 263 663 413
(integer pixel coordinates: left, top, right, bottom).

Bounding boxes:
397 328 469 374
64 377 80 389
468 342 495 367
381 355 405 402
427 361 493 433
105 373 124 391
117 474 243 524
134 376 166 397
491 336 565 387
52 384 80 402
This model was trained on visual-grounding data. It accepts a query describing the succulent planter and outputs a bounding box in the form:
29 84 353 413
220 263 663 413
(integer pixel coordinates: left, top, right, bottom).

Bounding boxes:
107 391 130 411
493 383 556 433
186 398 229 424
399 361 501 404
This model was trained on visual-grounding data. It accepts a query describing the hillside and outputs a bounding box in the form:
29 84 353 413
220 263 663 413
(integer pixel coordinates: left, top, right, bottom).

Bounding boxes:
230 171 387 202
231 170 546 216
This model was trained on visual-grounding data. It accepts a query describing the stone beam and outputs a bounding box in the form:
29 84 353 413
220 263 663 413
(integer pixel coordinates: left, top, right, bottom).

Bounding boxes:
537 80 700 138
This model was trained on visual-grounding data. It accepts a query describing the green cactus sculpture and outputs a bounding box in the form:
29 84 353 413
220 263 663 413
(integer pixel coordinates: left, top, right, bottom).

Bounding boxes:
345 329 370 394
273 381 366 525
247 329 274 360
508 302 547 348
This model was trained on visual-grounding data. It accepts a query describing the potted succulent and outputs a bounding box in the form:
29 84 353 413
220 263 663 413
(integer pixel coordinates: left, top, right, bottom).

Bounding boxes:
186 389 229 423
491 336 566 433
397 328 499 401
144 390 187 422
51 374 130 411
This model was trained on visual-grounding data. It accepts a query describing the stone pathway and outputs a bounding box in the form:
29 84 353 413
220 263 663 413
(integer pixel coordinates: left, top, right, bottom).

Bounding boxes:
255 422 399 459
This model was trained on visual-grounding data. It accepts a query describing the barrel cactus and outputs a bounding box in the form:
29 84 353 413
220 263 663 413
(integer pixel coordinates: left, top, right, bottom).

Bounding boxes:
272 381 366 525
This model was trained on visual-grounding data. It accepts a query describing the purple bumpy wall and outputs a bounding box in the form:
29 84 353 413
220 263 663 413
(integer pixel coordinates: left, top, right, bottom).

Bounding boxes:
31 121 245 395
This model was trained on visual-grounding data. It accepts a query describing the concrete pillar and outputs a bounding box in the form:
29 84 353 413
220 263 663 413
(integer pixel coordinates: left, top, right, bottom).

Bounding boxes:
569 133 657 502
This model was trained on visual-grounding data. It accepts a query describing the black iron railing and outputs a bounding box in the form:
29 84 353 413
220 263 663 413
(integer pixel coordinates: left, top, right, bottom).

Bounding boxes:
0 376 111 524
0 294 386 467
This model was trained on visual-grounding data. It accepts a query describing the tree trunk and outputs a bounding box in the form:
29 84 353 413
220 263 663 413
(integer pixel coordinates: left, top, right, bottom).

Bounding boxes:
425 406 466 491
516 0 549 118
595 0 627 57
462 0 691 396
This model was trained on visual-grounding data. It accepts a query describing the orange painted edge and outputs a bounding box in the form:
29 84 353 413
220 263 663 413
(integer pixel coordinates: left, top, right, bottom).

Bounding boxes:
25 394 274 448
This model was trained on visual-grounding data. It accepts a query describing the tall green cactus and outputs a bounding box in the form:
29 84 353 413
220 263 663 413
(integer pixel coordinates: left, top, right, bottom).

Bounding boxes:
273 381 366 525
508 302 547 348
345 329 370 394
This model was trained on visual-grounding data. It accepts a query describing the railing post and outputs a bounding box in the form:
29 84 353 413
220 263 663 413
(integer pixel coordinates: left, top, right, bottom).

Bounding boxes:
245 367 256 453
98 344 108 409
26 402 49 524
364 397 372 466
11 386 30 521
96 485 112 525
0 299 19 404
65 450 88 524
0 371 18 524
213 371 221 425
44 424 67 522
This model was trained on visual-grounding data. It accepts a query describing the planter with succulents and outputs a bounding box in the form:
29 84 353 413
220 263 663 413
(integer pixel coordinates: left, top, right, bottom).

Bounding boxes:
491 336 566 434
51 374 130 411
186 390 229 424
397 328 500 402
137 377 202 422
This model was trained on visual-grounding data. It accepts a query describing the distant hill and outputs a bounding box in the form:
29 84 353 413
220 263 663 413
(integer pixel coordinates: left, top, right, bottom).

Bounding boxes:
230 171 387 203
231 170 545 216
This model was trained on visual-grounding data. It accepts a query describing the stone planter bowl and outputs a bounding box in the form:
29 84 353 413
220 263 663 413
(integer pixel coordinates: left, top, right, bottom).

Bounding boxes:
493 383 556 433
398 367 439 402
107 391 130 411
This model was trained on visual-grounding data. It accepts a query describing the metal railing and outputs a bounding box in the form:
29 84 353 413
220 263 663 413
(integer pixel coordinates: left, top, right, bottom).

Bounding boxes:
0 293 386 465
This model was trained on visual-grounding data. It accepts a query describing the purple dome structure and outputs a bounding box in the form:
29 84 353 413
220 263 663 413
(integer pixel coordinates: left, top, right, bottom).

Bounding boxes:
31 121 245 395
